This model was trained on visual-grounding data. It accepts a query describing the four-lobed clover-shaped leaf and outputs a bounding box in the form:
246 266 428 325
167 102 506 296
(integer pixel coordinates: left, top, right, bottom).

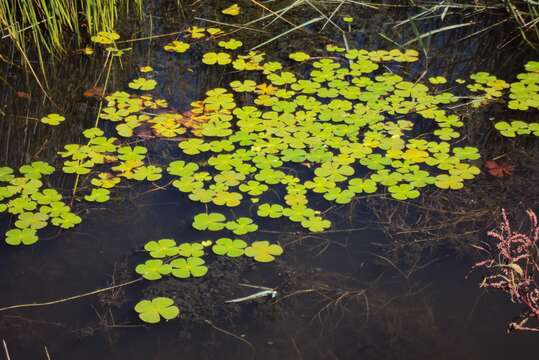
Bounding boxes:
301 216 331 232
192 212 227 231
8 196 37 214
239 180 268 196
388 184 420 200
50 212 81 229
128 78 157 91
19 161 54 179
289 52 310 62
40 113 65 126
164 40 190 53
5 228 39 246
132 165 162 181
435 174 464 190
245 241 284 263
167 161 199 177
91 31 120 44
218 38 243 50
225 217 258 235
118 146 148 161
257 203 284 218
212 191 242 207
144 239 178 258
202 52 232 65
31 189 62 204
177 243 204 257
135 259 172 280
63 160 94 175
15 212 49 229
348 178 377 194
135 297 179 324
84 188 110 203
170 257 208 278
212 237 247 257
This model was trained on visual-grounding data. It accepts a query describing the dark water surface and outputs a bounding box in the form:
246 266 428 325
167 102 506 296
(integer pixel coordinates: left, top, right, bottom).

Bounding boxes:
1 2 538 359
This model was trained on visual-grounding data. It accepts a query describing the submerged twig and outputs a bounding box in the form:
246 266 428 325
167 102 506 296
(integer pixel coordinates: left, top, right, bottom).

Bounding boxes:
403 21 476 46
0 278 142 313
250 17 323 51
204 320 255 354
2 340 10 360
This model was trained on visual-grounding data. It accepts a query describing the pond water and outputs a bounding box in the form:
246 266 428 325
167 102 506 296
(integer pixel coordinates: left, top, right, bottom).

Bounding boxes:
1 1 538 359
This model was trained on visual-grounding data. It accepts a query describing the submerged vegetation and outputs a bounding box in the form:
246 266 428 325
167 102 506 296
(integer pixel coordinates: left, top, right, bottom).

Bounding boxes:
0 162 80 245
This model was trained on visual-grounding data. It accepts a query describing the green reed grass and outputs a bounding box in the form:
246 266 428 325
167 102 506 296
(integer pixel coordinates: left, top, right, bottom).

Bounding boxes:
503 0 539 49
0 0 143 90
0 0 143 58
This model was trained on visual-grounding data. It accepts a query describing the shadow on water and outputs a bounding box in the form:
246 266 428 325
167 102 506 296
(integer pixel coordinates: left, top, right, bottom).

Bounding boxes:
0 1 538 359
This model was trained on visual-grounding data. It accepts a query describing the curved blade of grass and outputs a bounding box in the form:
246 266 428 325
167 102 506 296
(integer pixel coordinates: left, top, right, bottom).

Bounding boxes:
250 16 323 51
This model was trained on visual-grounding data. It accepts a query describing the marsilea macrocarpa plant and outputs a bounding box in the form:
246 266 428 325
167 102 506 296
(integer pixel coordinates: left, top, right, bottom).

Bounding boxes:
2 28 538 325
96 37 495 233
4 30 539 242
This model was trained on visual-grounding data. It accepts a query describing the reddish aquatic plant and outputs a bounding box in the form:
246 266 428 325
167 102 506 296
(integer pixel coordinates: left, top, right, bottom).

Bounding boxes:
485 160 514 178
470 209 539 332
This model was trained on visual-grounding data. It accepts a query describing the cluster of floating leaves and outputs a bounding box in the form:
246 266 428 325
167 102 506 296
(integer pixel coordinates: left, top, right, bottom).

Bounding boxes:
136 234 282 280
134 235 283 323
6 27 537 325
0 163 80 246
84 31 530 232
493 61 539 138
135 42 490 232
461 60 539 137
58 127 163 202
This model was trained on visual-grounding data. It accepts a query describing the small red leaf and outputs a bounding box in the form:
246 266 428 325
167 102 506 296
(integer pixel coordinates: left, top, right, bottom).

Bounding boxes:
83 86 104 99
485 160 513 178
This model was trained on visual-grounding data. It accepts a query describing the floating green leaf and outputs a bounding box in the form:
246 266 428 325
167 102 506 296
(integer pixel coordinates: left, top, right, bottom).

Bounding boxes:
225 217 258 235
0 167 14 182
5 228 38 246
289 52 310 62
144 239 178 258
257 203 284 218
19 161 54 179
212 237 247 257
132 165 162 181
245 241 283 262
192 212 227 231
202 52 232 65
40 113 65 126
170 257 208 278
129 78 157 91
84 188 110 203
135 259 172 280
218 38 242 50
15 212 49 229
164 40 190 53
177 243 204 257
135 297 179 324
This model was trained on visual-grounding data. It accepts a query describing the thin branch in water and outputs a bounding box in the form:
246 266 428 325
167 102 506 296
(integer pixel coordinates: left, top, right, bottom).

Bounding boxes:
0 278 142 313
